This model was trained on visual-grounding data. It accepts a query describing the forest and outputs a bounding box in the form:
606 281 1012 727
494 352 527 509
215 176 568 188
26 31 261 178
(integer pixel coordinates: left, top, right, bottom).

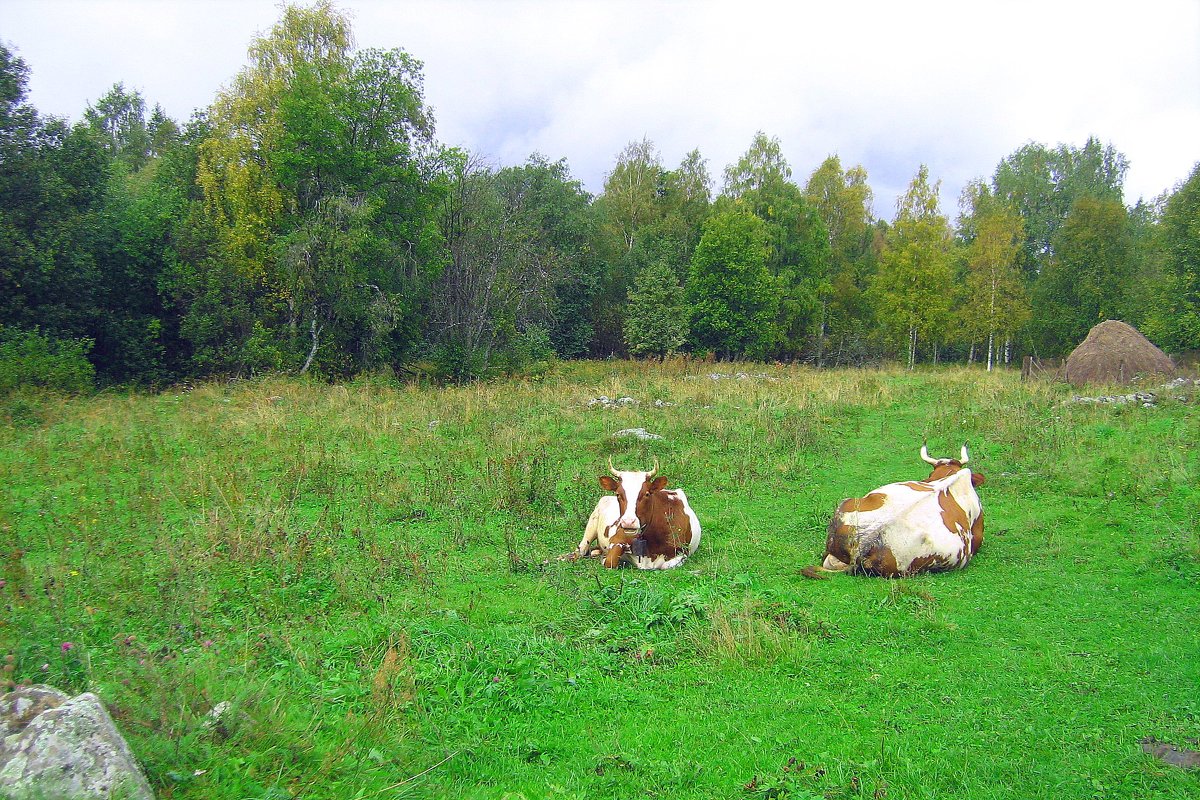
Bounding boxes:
2 1 1199 390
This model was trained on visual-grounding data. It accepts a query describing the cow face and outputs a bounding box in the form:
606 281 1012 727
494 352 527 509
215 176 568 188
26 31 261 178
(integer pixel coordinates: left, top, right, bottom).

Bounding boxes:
920 444 985 486
599 459 666 532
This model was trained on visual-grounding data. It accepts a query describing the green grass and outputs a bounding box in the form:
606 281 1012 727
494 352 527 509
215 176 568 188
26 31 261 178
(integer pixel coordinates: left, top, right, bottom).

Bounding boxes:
2 361 1198 799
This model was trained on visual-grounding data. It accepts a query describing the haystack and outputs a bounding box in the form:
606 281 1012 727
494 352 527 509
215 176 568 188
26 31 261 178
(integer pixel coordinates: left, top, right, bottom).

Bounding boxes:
1063 320 1175 387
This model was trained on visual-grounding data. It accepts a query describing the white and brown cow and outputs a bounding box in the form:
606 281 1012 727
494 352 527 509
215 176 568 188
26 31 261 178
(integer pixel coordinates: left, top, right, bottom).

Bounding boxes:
568 459 701 570
805 445 985 578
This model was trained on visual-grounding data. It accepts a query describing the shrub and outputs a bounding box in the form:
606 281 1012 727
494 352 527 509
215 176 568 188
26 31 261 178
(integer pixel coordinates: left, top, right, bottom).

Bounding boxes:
0 327 95 395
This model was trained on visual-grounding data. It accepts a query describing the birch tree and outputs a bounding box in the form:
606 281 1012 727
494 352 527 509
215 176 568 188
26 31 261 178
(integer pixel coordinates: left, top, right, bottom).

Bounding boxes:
960 184 1027 369
874 165 953 368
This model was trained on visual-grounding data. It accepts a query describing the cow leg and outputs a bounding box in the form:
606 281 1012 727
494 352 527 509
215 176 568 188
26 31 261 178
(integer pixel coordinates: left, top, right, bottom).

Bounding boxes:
573 532 595 558
603 545 625 569
560 543 604 561
569 515 605 560
969 510 984 555
557 534 591 561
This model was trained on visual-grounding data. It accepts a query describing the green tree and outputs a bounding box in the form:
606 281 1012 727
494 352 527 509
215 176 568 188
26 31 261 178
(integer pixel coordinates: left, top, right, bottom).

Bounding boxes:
722 130 791 198
806 156 874 262
0 44 112 374
719 133 831 359
1032 196 1132 354
624 259 689 358
805 155 876 364
600 138 663 252
591 140 712 357
746 181 830 359
958 182 1028 369
992 137 1128 281
84 83 152 172
147 105 180 158
1140 164 1200 351
655 147 712 275
874 165 954 368
588 139 668 354
496 155 598 359
188 1 443 376
687 210 777 359
431 154 594 378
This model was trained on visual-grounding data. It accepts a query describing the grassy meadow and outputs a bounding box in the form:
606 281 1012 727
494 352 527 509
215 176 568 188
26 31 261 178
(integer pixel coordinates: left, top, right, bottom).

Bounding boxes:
2 361 1198 799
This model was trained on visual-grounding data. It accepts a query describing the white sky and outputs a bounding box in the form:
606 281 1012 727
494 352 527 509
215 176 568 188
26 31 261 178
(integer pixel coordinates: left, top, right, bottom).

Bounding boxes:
4 0 1199 218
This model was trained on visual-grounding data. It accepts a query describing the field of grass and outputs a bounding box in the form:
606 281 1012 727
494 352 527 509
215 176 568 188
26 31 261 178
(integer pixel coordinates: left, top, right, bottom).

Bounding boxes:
2 361 1198 799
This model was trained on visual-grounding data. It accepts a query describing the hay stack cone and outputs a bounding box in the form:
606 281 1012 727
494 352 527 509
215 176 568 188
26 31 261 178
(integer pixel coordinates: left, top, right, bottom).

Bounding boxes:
1063 320 1175 387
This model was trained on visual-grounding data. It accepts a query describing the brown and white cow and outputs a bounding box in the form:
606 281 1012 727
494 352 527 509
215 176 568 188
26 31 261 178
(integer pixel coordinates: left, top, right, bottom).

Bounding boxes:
805 445 985 578
568 458 701 569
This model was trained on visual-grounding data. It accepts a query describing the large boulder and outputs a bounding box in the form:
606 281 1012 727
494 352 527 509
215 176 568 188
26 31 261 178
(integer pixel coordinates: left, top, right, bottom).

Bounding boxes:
1063 320 1175 387
0 684 69 739
0 685 154 800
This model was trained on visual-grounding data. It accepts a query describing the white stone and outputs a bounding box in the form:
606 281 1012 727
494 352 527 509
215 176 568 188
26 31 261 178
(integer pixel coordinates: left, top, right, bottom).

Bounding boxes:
613 428 663 441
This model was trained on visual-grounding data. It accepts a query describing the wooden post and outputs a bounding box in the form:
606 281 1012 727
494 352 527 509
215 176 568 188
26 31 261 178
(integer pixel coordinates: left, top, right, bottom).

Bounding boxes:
1022 355 1033 380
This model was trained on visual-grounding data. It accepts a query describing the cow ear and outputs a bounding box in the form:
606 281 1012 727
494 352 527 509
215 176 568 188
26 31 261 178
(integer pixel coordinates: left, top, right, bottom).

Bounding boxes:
648 476 669 492
599 476 619 491
971 471 985 488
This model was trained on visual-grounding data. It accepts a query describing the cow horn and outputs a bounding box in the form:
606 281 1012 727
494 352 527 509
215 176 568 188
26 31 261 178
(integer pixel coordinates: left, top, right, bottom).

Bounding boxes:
920 444 938 465
608 457 620 477
646 456 659 479
960 444 970 465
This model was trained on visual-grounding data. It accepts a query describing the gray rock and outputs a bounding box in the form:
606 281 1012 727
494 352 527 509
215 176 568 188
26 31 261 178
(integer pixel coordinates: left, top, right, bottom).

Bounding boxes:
0 688 154 800
0 685 69 741
613 428 663 441
588 395 640 408
201 701 233 733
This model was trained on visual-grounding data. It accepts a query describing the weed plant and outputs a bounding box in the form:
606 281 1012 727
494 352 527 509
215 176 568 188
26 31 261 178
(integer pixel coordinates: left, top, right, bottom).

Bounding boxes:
1 362 1198 799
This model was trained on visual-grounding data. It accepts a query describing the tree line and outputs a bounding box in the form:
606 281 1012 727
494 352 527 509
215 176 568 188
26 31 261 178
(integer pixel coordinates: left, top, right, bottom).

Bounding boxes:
2 2 1198 390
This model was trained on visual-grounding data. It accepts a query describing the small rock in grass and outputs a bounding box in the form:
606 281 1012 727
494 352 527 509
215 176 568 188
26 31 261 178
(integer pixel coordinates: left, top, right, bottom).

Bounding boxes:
613 428 663 441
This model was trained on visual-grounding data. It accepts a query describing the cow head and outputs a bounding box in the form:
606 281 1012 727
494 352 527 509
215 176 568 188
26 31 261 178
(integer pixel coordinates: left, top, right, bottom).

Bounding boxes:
920 444 985 487
599 457 668 533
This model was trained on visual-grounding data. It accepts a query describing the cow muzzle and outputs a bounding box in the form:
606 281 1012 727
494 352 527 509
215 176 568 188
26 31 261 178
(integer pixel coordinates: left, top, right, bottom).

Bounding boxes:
616 514 641 533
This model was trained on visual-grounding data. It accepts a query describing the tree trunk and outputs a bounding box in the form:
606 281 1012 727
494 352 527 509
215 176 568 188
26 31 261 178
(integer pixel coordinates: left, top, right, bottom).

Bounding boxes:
986 330 994 371
907 326 917 370
299 318 322 375
816 299 827 368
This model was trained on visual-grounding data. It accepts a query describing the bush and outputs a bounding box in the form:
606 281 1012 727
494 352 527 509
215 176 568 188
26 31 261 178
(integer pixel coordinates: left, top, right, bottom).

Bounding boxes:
430 324 555 383
0 327 96 395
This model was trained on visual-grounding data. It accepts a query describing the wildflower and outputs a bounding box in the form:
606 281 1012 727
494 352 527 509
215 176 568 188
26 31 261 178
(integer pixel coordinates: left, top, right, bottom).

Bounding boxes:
40 663 49 671
202 640 214 649
61 642 74 653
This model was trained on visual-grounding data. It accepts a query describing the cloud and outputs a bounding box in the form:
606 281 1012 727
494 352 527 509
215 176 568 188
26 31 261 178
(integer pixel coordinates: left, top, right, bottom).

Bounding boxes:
4 0 1197 215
